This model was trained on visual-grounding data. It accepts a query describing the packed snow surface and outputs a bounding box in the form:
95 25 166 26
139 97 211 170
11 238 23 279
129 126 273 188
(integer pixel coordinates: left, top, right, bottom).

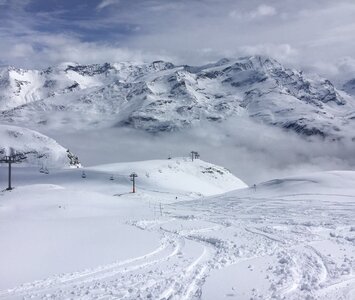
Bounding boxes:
0 159 354 300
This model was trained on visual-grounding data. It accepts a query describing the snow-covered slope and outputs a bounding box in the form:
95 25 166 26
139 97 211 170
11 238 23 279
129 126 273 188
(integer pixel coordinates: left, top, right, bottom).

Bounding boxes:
197 171 355 300
1 56 355 139
0 61 174 110
0 168 353 299
0 124 80 168
89 157 247 196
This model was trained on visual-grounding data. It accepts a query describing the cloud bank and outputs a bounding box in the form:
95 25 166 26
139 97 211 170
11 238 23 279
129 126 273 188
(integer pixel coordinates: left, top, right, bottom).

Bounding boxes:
45 118 355 185
0 0 354 83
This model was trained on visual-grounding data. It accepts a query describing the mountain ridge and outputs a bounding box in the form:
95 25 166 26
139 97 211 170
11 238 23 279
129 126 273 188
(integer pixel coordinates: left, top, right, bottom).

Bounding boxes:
1 55 354 139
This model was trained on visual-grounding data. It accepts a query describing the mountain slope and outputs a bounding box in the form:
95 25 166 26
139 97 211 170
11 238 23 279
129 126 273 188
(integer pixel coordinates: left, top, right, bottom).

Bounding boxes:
0 167 353 299
89 157 247 196
1 56 354 138
0 124 80 168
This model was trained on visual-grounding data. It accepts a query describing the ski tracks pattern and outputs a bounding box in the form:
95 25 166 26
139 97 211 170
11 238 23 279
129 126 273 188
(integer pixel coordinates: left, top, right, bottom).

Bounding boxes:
1 192 354 299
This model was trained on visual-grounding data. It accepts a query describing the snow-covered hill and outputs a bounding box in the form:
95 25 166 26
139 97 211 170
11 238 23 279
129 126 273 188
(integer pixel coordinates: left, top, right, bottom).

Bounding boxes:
0 166 353 299
0 157 246 291
88 157 247 196
0 124 80 168
1 56 355 139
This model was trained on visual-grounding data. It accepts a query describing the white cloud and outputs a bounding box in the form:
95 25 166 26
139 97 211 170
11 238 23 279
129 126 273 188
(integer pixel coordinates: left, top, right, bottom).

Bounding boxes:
239 44 298 63
54 117 355 185
325 57 355 83
0 0 355 83
12 43 35 58
250 4 277 18
0 30 170 68
229 4 277 20
96 0 119 11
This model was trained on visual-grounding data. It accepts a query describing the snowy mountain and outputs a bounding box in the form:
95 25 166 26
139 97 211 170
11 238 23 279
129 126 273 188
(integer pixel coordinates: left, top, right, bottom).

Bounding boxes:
1 56 355 138
0 124 81 168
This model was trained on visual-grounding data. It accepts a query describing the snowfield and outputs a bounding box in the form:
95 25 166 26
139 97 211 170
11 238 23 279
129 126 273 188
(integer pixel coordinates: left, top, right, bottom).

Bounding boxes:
0 159 354 300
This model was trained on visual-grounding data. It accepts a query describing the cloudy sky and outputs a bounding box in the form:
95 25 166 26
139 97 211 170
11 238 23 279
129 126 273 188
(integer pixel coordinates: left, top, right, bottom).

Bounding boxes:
1 0 355 81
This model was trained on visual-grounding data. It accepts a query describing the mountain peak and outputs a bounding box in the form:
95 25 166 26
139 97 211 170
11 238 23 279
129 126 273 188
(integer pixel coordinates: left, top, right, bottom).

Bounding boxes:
233 55 283 71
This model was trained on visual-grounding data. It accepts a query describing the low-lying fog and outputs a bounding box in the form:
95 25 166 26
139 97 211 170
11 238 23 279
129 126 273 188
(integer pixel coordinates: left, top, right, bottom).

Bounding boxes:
46 118 355 185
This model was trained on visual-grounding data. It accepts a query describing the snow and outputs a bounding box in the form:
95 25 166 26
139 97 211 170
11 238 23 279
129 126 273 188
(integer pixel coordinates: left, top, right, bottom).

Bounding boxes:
88 158 246 196
1 55 354 300
0 124 78 168
1 56 354 138
0 158 354 299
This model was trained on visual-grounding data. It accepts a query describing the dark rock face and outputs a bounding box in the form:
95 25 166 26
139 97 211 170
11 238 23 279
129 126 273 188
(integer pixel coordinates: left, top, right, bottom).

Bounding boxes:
66 149 81 167
282 121 327 138
65 63 114 76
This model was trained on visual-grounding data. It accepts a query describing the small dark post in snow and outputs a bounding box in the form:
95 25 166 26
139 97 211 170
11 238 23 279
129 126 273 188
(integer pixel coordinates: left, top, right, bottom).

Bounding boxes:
130 172 138 193
110 175 114 181
0 149 26 191
81 171 86 178
159 203 163 216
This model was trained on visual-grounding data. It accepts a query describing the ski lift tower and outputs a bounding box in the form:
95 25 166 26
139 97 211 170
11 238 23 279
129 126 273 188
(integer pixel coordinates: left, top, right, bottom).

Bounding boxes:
191 151 199 161
0 150 26 190
130 172 138 193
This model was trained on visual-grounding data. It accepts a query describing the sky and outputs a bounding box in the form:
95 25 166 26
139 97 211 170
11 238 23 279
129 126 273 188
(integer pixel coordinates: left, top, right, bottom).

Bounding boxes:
1 0 355 81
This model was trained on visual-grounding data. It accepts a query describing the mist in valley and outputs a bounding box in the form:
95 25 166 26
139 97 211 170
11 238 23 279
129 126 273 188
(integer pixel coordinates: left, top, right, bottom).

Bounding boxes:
46 117 355 185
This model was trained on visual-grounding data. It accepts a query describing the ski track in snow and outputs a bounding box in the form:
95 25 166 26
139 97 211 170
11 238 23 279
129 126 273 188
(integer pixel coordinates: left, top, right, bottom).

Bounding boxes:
1 179 355 299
